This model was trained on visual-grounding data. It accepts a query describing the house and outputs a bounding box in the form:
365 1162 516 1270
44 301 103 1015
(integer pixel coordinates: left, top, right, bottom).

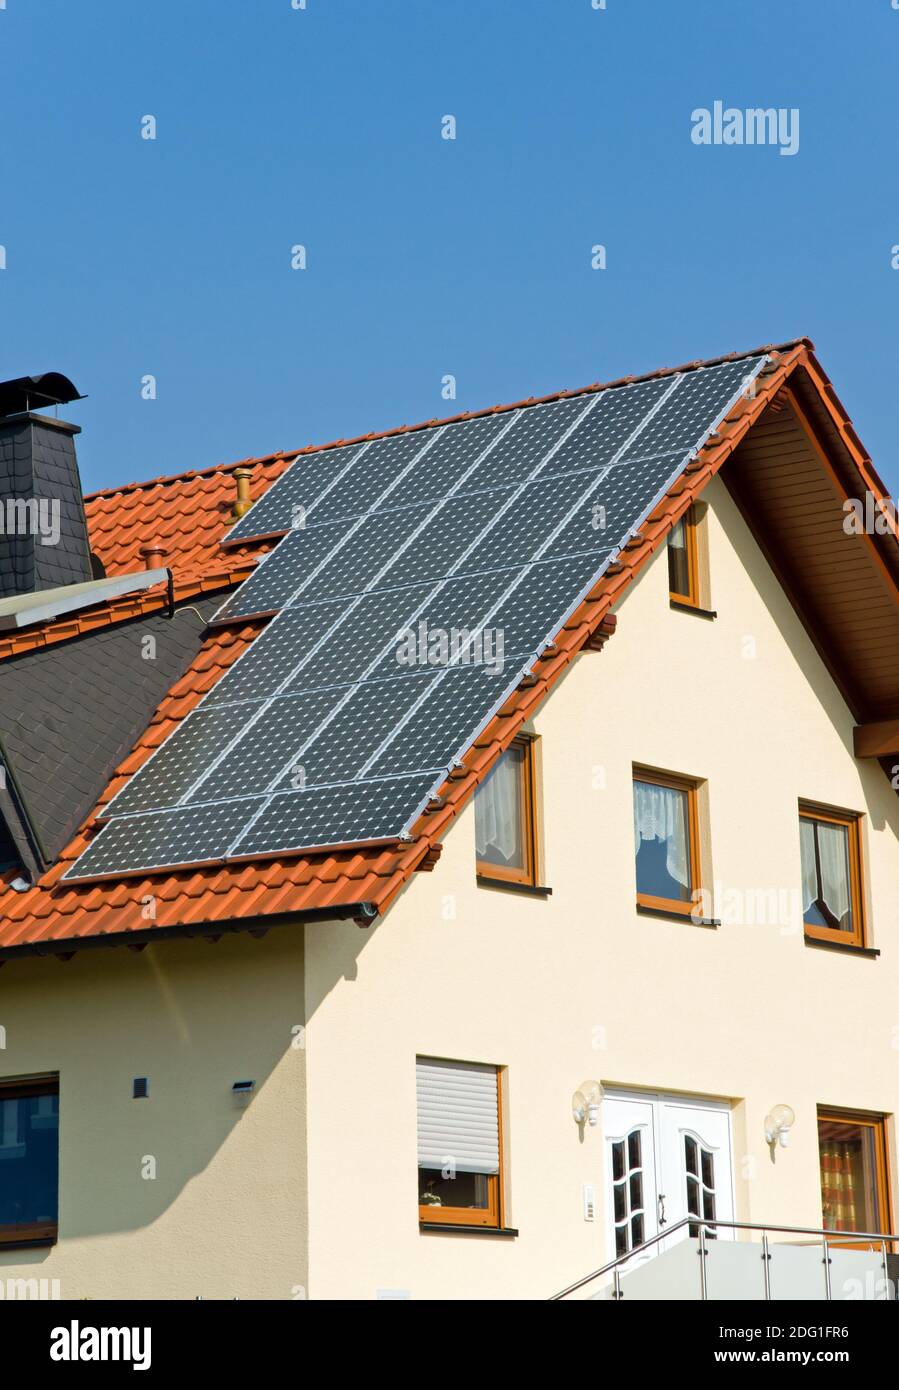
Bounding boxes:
0 341 898 1300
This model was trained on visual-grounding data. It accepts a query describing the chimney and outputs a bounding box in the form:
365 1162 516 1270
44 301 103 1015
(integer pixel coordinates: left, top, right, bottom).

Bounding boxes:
0 372 93 598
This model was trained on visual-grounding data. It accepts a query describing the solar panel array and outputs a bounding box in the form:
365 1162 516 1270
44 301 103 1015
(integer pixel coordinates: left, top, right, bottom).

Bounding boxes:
66 355 766 881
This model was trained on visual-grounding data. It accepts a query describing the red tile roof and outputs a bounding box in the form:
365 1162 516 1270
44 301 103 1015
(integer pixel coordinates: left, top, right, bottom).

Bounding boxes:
0 456 293 661
86 455 293 580
5 338 890 959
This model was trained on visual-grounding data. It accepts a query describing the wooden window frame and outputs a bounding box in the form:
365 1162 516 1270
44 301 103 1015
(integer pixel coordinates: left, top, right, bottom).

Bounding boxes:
0 1076 59 1248
800 804 866 948
817 1107 892 1248
475 735 538 887
418 1068 505 1230
633 768 701 918
667 505 700 607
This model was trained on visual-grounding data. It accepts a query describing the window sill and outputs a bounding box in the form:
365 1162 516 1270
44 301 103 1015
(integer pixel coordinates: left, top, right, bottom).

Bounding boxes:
476 876 552 898
636 903 719 928
669 599 717 620
803 934 879 959
0 1231 58 1250
420 1223 519 1238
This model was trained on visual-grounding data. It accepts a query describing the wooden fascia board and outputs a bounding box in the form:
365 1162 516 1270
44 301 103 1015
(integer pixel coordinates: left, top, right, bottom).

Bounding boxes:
854 719 899 759
781 385 899 608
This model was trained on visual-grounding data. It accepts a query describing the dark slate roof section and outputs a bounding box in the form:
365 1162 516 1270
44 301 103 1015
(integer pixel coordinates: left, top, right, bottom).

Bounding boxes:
0 594 221 867
0 424 32 596
0 416 93 597
30 420 94 592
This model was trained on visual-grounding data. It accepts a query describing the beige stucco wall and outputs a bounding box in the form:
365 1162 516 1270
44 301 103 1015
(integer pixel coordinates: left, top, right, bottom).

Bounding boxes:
0 931 307 1300
302 475 899 1299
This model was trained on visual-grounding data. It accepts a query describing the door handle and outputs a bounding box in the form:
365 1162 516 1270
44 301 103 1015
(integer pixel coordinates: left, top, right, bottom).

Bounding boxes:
658 1193 667 1227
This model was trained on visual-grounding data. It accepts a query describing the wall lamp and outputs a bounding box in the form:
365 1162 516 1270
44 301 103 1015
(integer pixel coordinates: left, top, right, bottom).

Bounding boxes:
572 1080 603 1127
764 1103 795 1157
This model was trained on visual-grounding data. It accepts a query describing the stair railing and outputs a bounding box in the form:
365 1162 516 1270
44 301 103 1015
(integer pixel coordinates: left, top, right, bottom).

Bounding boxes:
549 1217 895 1301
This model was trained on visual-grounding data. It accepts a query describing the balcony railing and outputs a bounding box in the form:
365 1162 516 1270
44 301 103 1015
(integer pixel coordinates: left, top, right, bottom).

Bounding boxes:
550 1217 896 1301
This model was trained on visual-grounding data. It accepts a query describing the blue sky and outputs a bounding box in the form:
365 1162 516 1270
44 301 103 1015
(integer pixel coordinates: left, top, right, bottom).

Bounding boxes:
1 0 898 494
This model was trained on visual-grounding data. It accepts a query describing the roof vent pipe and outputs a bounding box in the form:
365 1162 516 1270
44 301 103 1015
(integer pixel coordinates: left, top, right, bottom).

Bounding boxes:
231 467 253 520
140 544 167 570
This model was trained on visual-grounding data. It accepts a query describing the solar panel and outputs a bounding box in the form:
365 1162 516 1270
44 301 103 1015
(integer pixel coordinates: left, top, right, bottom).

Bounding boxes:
103 701 259 819
204 601 347 707
71 797 263 881
471 396 593 491
223 441 370 544
191 686 349 802
283 582 436 694
372 487 517 592
540 376 673 476
266 672 440 790
306 429 443 526
386 412 513 506
618 358 757 462
544 453 686 560
214 505 434 623
460 470 610 573
213 528 341 622
230 774 438 858
363 662 532 780
66 353 768 882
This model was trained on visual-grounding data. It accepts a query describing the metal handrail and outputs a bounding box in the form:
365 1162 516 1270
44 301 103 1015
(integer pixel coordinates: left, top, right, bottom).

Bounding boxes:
549 1216 895 1300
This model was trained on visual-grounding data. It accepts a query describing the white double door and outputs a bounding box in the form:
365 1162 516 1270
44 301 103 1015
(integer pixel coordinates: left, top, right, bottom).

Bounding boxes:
603 1090 735 1265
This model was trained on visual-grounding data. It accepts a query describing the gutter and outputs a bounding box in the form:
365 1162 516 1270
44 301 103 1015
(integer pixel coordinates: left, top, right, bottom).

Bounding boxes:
0 901 379 964
0 566 169 632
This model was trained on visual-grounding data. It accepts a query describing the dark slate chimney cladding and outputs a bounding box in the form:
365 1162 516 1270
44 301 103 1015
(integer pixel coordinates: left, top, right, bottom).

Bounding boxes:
0 373 92 597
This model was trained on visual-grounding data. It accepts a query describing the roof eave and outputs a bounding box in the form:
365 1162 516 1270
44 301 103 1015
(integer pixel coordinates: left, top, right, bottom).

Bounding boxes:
0 900 378 964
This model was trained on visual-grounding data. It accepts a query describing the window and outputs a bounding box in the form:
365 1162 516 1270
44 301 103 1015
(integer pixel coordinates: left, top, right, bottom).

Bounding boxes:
818 1110 890 1239
474 736 537 886
667 507 700 606
799 806 865 947
417 1058 503 1228
633 770 700 915
0 816 19 871
684 1133 718 1240
0 1077 59 1246
611 1128 647 1256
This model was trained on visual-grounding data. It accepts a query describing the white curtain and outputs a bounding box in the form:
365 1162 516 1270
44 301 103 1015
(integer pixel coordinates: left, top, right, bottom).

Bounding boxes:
669 519 686 553
799 819 818 911
633 781 689 888
817 822 851 924
800 819 850 924
475 754 520 862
